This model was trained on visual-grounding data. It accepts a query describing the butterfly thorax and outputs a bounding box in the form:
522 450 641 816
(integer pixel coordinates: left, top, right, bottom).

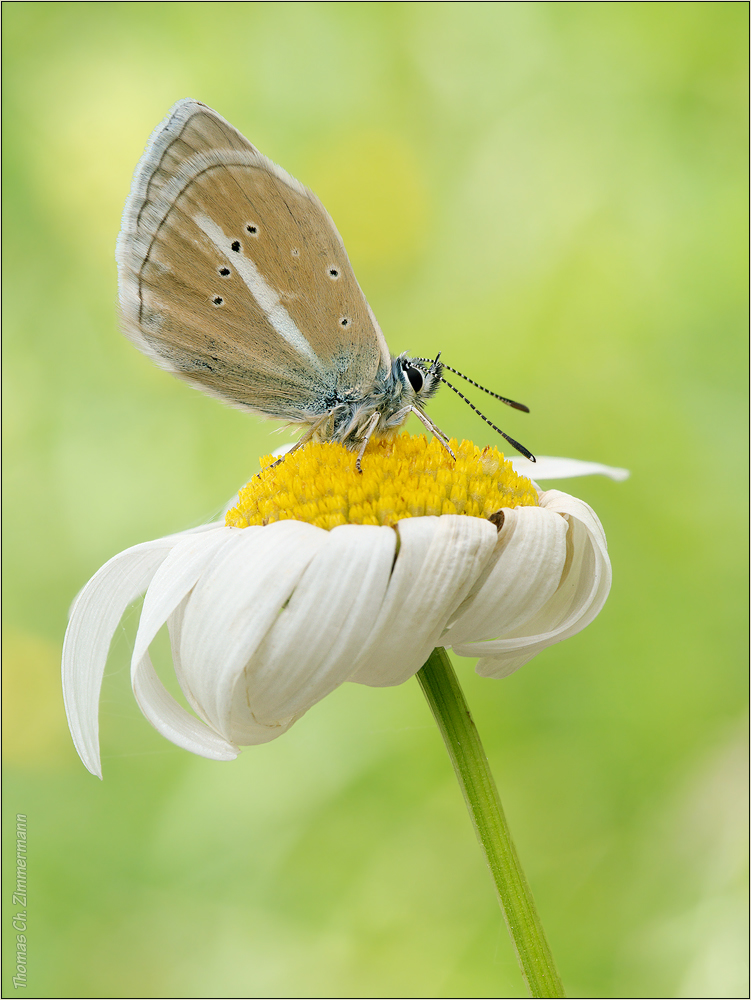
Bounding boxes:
311 353 443 448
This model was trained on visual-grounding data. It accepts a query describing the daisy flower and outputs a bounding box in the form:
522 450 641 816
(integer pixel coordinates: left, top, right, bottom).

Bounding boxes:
62 434 621 779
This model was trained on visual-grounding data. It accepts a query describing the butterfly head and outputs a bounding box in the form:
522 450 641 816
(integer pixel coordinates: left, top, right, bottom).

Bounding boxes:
396 352 444 406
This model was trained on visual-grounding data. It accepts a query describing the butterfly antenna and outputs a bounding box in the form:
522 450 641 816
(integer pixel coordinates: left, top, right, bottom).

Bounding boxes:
414 358 529 412
440 375 536 462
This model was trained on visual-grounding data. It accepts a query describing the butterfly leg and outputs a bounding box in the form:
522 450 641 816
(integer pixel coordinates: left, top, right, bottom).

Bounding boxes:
355 411 382 473
262 437 307 474
259 415 329 476
387 406 456 461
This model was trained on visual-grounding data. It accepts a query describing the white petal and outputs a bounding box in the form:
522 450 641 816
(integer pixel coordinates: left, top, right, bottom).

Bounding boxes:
239 523 398 727
176 520 330 741
130 527 241 760
61 529 200 777
511 455 630 482
452 490 611 676
349 515 499 687
131 650 240 760
444 505 569 646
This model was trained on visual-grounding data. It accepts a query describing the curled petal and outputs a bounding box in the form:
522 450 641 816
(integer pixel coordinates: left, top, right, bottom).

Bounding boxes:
349 515 499 687
131 527 241 761
451 490 611 676
176 520 331 742
445 506 569 646
131 650 240 761
238 523 398 727
61 526 213 777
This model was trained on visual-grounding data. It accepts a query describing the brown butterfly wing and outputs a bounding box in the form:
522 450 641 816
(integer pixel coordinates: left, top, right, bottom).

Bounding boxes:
117 99 391 421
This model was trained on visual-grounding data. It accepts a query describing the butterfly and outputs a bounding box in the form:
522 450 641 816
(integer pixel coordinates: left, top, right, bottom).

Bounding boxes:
116 99 532 469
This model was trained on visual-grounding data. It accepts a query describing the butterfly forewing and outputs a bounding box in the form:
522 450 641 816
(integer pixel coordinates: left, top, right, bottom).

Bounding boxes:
117 99 390 421
134 102 256 215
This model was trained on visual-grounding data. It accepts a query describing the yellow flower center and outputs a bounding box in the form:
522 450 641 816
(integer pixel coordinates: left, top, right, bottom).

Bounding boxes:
226 434 538 531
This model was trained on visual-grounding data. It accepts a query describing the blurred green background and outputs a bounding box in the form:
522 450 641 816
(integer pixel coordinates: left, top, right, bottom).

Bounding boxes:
2 3 747 997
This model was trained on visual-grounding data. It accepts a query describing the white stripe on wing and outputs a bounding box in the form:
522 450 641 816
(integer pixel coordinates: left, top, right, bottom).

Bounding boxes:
193 213 322 369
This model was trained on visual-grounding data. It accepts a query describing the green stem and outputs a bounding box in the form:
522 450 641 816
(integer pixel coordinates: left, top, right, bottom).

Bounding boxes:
416 647 565 998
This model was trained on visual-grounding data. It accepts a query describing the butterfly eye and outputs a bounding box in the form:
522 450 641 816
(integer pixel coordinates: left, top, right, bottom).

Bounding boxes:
328 267 340 279
406 366 424 393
